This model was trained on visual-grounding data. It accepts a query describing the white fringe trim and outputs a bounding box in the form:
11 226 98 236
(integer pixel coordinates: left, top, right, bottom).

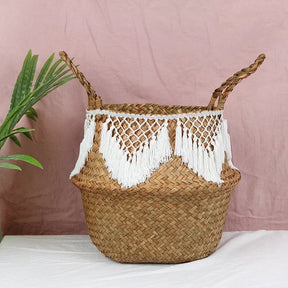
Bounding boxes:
70 114 96 179
99 117 172 188
70 109 237 188
175 118 226 184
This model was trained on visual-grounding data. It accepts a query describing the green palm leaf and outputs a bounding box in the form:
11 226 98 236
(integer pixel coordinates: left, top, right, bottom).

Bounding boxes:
25 107 38 121
0 154 43 169
9 50 33 111
34 53 55 89
24 54 38 96
9 135 21 147
0 50 75 166
0 127 35 142
0 162 22 170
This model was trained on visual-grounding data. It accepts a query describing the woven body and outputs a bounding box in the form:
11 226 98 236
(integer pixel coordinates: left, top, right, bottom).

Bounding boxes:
60 52 265 263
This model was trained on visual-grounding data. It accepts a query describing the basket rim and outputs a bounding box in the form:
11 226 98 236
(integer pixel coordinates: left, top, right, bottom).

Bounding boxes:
91 104 224 118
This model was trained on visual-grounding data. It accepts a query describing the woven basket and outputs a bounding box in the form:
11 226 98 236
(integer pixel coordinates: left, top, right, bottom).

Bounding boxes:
60 52 265 263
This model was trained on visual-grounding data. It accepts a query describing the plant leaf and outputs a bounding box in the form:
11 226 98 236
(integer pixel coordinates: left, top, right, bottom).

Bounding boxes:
9 135 21 147
24 54 38 96
23 131 33 140
45 58 63 81
52 58 74 77
0 162 22 170
25 107 38 121
0 51 75 152
34 53 54 89
9 50 32 111
0 154 43 169
0 127 35 142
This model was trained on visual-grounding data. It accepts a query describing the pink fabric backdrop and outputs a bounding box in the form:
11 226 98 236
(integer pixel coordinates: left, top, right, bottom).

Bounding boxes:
0 0 287 235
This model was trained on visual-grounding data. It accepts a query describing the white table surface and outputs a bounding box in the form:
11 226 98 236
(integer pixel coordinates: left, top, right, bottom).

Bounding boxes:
0 231 287 288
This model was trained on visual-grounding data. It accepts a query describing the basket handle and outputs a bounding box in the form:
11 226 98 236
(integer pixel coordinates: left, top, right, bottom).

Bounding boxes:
207 54 265 110
59 51 102 110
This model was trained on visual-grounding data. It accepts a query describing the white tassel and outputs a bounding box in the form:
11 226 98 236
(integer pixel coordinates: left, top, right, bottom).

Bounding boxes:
198 145 204 178
192 136 198 172
222 119 238 170
70 114 96 178
174 119 182 156
175 118 229 185
203 151 210 179
99 119 172 188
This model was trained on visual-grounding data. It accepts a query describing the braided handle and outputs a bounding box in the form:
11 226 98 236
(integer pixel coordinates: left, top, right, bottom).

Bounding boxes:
59 51 102 110
207 54 265 110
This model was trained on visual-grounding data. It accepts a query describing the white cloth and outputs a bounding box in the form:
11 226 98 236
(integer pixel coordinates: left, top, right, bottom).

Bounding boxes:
0 231 287 288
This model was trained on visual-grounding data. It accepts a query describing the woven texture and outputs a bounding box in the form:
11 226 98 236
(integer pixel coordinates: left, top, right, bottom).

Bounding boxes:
60 52 265 263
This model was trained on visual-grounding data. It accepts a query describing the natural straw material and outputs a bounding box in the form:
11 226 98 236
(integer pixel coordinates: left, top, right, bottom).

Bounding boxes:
60 52 265 263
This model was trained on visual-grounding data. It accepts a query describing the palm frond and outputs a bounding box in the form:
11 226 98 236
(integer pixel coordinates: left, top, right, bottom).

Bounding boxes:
9 50 33 111
0 162 22 170
9 134 21 147
0 50 75 164
34 53 54 89
0 154 43 169
25 107 38 121
0 127 35 142
24 54 38 96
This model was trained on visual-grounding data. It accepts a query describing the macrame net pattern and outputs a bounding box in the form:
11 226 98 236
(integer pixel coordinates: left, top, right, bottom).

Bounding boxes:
70 109 236 188
174 113 230 183
177 114 222 151
105 116 167 160
99 113 172 187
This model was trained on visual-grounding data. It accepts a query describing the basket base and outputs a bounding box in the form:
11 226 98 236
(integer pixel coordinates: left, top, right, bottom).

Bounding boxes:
80 179 238 263
74 153 240 263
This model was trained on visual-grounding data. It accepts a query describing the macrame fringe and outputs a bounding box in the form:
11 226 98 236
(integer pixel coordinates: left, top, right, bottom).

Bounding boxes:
175 120 222 184
222 119 237 170
70 110 237 188
174 118 237 185
99 118 172 188
70 114 96 179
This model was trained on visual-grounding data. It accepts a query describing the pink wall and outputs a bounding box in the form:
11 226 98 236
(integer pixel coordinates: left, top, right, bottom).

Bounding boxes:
0 0 287 235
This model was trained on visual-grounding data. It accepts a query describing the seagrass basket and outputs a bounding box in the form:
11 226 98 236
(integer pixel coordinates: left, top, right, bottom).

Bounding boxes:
60 52 265 263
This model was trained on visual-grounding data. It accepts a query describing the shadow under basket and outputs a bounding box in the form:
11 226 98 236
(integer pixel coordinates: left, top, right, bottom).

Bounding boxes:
60 52 265 263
